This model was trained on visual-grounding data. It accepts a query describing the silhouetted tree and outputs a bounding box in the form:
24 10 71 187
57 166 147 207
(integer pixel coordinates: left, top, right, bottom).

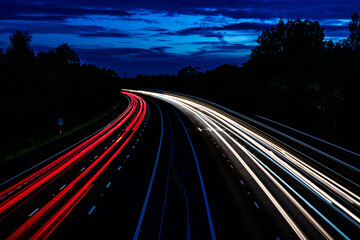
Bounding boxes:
0 32 121 161
177 66 201 77
55 43 80 65
6 30 34 58
349 12 360 48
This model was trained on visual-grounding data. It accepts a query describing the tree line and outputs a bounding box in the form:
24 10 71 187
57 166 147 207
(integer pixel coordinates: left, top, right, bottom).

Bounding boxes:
123 13 360 151
0 31 121 160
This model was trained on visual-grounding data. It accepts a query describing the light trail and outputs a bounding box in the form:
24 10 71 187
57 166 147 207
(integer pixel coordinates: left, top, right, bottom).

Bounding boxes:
130 89 360 239
0 93 136 215
2 92 147 240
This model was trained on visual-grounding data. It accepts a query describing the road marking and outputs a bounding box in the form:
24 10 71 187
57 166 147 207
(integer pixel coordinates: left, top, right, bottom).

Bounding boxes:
106 182 111 188
134 100 164 240
118 166 122 171
59 184 66 191
0 196 5 200
16 185 22 190
88 206 96 215
80 167 85 172
112 140 115 142
230 165 234 169
173 108 216 240
222 154 226 157
126 155 130 158
254 202 260 209
104 146 108 150
29 208 39 217
276 237 280 240
240 180 245 185
132 145 135 149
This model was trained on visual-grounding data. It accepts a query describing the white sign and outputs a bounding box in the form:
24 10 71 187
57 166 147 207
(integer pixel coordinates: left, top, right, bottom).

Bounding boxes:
58 118 64 126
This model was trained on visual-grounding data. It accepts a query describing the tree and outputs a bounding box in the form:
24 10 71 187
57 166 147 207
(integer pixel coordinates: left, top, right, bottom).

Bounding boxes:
6 30 34 58
251 18 286 58
55 43 80 65
177 66 201 77
348 12 360 49
250 18 325 62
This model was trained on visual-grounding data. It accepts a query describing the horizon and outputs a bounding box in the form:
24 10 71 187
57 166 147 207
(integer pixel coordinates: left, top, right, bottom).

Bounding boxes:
0 0 359 76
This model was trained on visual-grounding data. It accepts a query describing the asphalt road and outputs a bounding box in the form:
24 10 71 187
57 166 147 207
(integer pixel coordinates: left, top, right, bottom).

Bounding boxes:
0 90 359 239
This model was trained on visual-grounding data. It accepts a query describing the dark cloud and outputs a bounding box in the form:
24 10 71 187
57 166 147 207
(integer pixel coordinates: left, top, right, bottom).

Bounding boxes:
165 22 268 36
79 32 133 38
1 0 359 23
0 22 137 39
141 27 169 32
0 1 131 22
76 46 248 76
0 23 106 34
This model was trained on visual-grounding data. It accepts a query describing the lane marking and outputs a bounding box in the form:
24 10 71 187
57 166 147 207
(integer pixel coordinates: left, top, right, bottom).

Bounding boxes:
29 208 39 217
134 100 163 240
80 167 85 172
88 206 96 215
59 184 66 191
126 155 130 158
240 180 245 185
118 166 122 171
173 109 216 240
254 202 260 209
106 182 111 188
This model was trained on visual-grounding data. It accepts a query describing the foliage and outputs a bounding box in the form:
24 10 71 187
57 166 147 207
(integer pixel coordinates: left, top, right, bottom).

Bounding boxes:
0 31 121 159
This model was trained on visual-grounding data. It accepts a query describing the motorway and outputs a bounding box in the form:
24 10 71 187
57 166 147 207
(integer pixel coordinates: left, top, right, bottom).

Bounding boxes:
0 90 359 239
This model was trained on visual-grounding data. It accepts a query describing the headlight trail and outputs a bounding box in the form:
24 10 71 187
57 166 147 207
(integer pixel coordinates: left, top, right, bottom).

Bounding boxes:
128 89 359 240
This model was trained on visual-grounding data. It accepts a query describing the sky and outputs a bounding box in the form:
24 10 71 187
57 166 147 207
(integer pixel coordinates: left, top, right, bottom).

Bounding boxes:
0 0 359 76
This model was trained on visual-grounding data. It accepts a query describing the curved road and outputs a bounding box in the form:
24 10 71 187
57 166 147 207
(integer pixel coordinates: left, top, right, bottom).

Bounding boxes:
0 90 359 239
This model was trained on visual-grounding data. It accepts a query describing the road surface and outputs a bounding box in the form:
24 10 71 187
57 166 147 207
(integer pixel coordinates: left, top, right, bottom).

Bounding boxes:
0 90 359 239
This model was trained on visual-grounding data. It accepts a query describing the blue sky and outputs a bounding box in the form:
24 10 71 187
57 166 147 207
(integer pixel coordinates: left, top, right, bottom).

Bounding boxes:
0 0 359 76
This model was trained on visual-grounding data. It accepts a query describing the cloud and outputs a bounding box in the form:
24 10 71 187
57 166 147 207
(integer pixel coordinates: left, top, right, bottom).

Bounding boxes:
75 45 248 76
0 1 131 22
78 32 133 38
1 0 359 24
0 22 138 40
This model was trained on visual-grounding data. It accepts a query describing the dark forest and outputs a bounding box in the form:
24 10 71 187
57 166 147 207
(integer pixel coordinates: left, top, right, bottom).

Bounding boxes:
0 32 121 160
